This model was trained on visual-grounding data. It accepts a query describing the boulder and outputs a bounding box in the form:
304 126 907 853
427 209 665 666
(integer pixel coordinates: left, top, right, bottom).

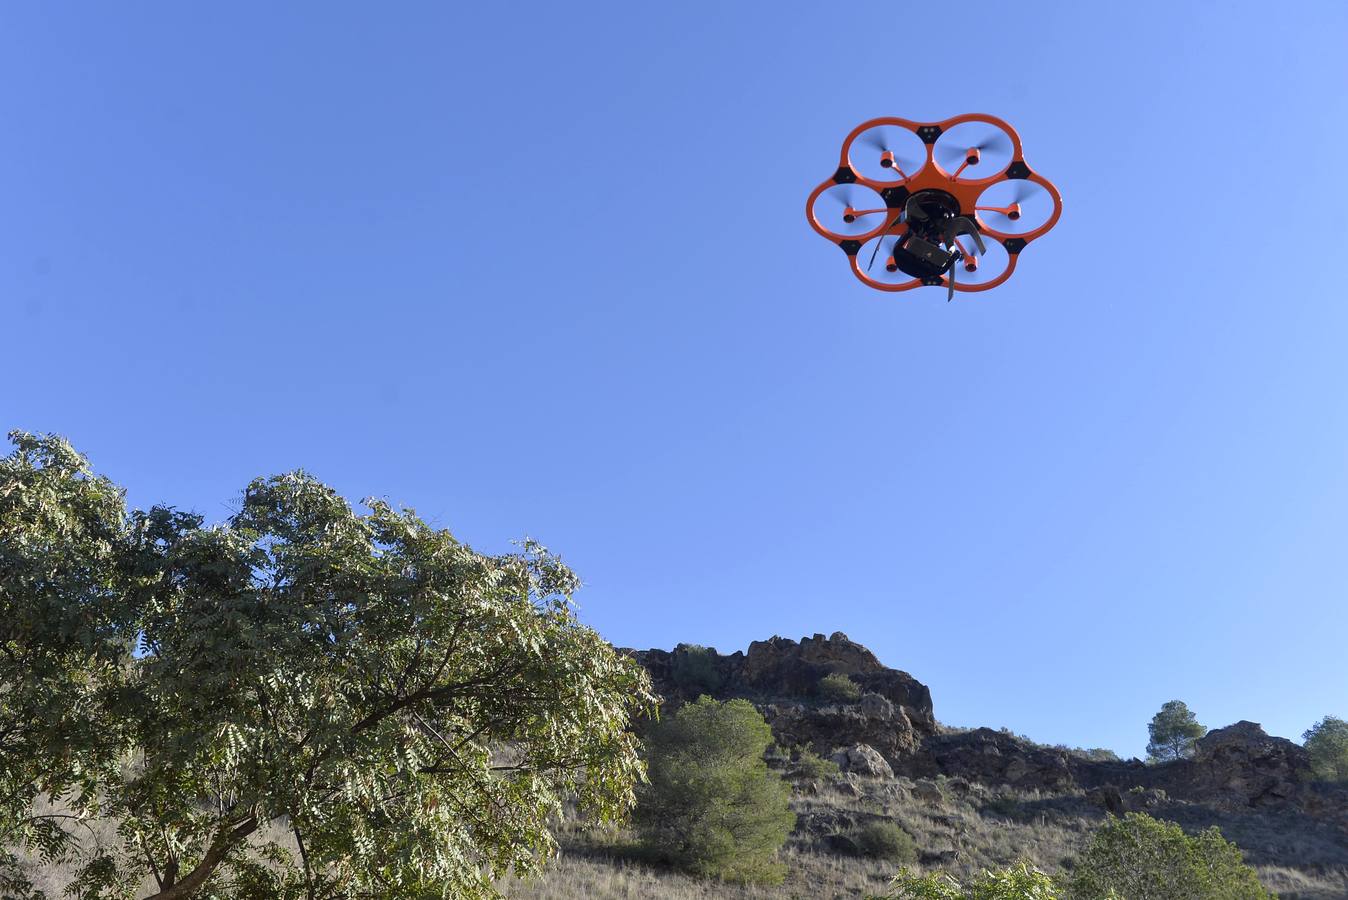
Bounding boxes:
831 743 894 778
912 778 945 805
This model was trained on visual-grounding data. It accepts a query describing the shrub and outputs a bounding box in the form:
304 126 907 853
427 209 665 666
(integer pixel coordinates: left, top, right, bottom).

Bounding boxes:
1303 716 1348 782
1069 747 1121 762
873 862 1061 899
818 671 862 703
790 745 840 780
854 821 917 863
671 644 724 694
1064 812 1273 899
635 697 796 883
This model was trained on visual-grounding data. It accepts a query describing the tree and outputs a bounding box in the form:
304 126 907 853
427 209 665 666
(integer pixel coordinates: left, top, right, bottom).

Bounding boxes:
1064 813 1272 899
635 697 795 883
0 432 656 900
873 863 1061 900
1303 716 1348 782
1146 700 1206 762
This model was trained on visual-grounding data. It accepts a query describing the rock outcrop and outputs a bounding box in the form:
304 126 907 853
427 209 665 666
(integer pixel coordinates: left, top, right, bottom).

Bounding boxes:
627 632 937 758
629 635 1348 832
831 743 894 778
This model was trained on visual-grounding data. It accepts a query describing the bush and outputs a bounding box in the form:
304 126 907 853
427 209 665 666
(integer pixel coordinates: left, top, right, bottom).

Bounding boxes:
854 821 917 863
1064 813 1273 899
671 644 724 694
635 697 796 883
873 863 1060 899
1303 716 1348 782
790 745 840 780
817 671 862 703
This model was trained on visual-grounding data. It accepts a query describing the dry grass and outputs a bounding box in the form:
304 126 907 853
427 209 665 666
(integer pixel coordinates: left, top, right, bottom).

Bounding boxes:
16 778 1348 899
503 776 1348 900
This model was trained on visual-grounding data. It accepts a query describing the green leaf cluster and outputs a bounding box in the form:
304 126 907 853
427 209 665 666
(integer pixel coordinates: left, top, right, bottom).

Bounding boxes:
635 697 795 883
1064 813 1274 899
1302 716 1348 783
1 432 656 900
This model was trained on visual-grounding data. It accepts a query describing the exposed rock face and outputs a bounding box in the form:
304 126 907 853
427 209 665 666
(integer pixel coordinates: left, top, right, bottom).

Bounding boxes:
901 727 1077 792
628 636 1348 834
831 743 894 778
1131 721 1316 809
627 632 937 758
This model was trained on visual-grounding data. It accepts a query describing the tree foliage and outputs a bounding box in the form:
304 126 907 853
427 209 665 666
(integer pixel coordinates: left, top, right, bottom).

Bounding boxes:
1302 716 1348 783
874 863 1061 900
1146 700 1206 762
0 432 656 900
1064 813 1273 899
635 697 795 883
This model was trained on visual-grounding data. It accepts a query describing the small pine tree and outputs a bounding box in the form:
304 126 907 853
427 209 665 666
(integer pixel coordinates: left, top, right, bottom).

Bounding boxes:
1065 813 1273 899
1303 716 1348 782
1146 700 1206 762
636 697 796 883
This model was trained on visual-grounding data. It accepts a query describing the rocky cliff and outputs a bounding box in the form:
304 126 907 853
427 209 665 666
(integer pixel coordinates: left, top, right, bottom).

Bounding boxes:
627 634 1348 830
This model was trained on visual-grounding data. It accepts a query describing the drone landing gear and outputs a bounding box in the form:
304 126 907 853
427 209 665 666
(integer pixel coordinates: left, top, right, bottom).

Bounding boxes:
882 189 990 300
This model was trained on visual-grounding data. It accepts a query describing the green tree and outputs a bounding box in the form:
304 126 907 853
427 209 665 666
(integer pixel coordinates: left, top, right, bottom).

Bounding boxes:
1146 700 1207 762
817 671 862 703
636 696 795 883
873 863 1061 899
1064 813 1273 899
0 432 656 900
1303 716 1348 782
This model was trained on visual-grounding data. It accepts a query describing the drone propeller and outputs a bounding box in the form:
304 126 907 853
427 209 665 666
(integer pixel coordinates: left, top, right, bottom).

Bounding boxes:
814 183 888 235
850 125 925 182
936 125 1014 179
975 179 1053 232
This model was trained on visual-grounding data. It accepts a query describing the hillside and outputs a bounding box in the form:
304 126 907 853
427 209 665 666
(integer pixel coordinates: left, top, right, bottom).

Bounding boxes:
506 633 1348 899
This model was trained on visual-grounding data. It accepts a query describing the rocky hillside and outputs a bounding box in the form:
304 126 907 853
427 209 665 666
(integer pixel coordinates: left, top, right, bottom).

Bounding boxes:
615 632 1348 897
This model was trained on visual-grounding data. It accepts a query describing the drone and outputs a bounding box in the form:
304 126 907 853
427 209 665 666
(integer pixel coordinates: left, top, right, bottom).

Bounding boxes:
806 114 1062 300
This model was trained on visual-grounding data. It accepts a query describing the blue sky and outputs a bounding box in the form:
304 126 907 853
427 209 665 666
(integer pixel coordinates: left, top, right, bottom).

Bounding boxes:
3 2 1346 758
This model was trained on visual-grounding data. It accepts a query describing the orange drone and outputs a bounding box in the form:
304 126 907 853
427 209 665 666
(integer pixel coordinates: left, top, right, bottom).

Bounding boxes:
806 114 1061 300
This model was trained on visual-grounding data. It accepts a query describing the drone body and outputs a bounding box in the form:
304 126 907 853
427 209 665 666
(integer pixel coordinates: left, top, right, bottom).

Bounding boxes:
806 114 1062 299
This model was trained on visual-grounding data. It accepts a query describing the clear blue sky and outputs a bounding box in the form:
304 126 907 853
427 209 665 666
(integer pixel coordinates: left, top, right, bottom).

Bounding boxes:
3 3 1346 758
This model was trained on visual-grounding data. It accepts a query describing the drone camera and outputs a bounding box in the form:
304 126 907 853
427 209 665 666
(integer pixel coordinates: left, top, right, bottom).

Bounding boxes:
905 237 953 270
